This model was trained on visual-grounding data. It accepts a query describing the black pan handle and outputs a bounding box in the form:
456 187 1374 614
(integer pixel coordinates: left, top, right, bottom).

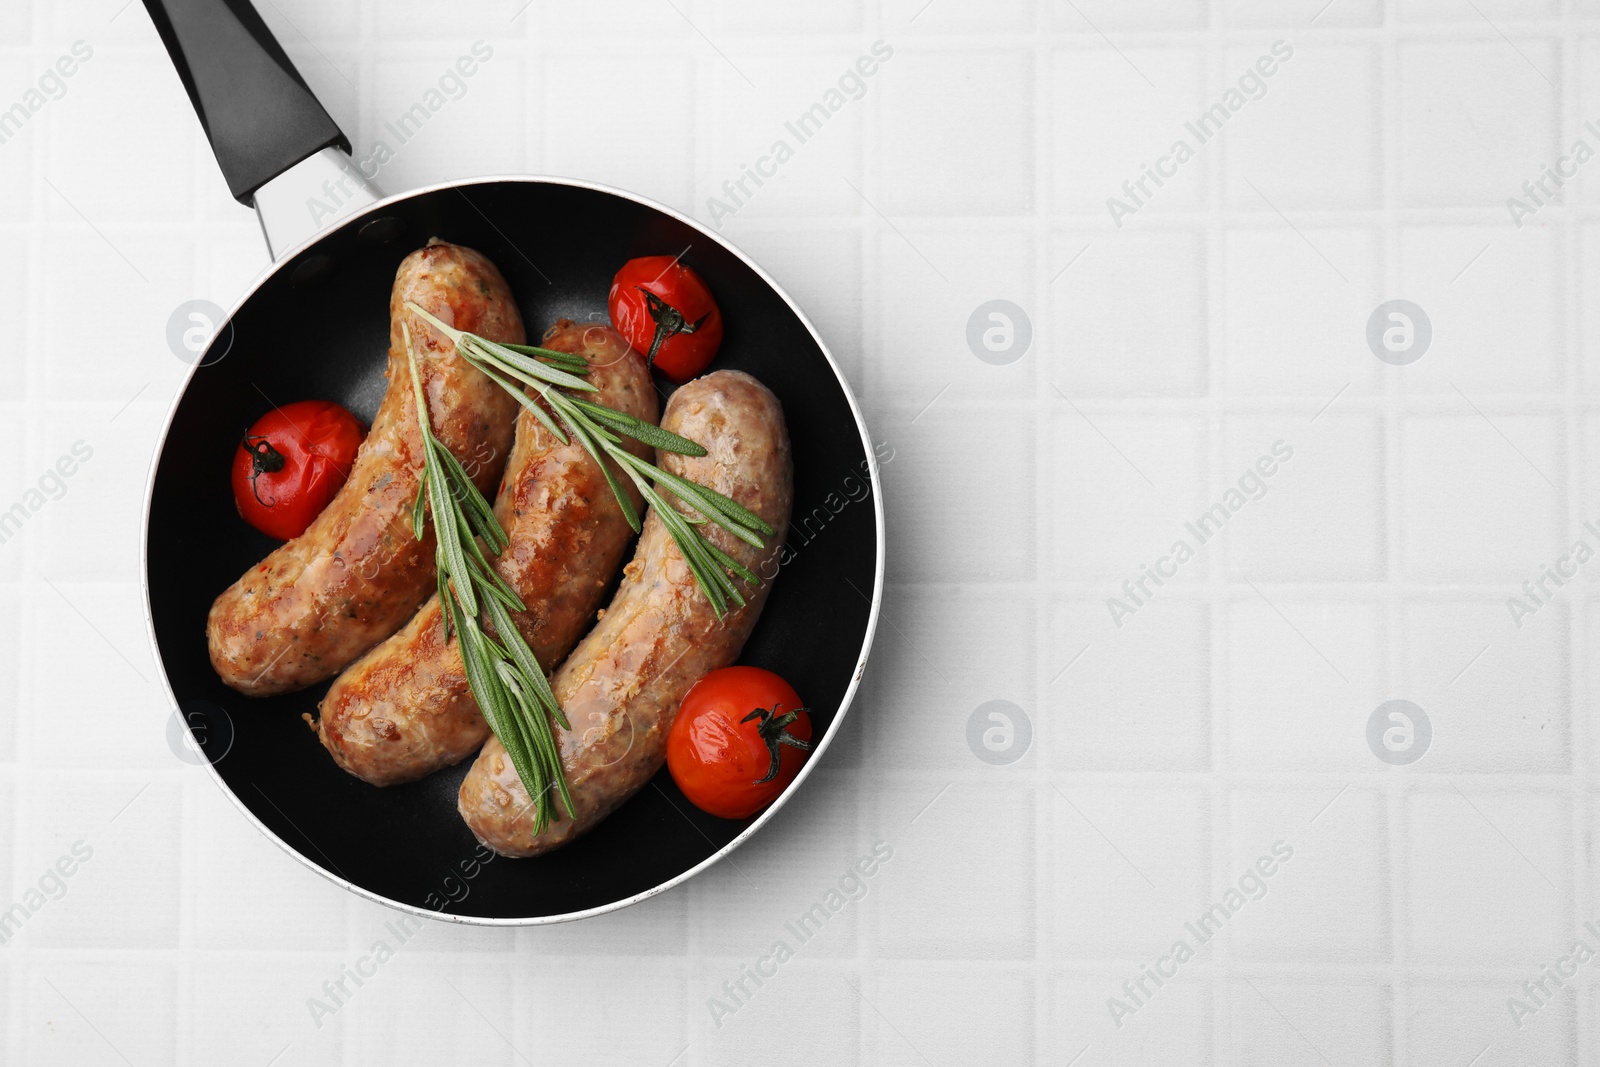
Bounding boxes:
142 0 350 205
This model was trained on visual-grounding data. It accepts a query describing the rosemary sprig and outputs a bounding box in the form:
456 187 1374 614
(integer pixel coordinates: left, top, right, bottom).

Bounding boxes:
402 323 572 832
406 301 775 618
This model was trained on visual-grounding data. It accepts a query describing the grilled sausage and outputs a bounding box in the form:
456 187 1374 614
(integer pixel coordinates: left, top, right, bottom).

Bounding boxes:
316 322 657 785
458 370 793 857
206 240 523 697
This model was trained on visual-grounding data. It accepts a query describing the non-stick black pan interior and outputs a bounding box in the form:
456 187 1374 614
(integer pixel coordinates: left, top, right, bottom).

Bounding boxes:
146 179 877 921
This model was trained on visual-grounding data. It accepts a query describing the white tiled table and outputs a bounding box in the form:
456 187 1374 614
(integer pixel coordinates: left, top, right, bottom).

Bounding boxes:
1 0 1593 1063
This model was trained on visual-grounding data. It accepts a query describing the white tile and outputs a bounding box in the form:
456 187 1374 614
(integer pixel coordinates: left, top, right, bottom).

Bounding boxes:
893 0 1034 32
0 776 12 906
540 56 697 213
879 403 1034 582
1224 43 1380 210
0 235 26 400
869 228 1036 404
709 0 861 33
702 54 869 224
546 0 689 38
42 55 197 225
1576 412 1600 543
0 161 29 256
24 581 166 770
862 586 1036 771
35 233 193 402
188 957 348 1066
1589 603 1600 777
1398 41 1560 207
30 431 141 584
1580 793 1600 916
1222 227 1381 396
1228 789 1388 963
1221 0 1382 24
689 959 854 1064
1407 981 1574 1067
1045 785 1208 959
1225 600 1384 771
1046 970 1210 1064
1578 225 1600 393
1396 225 1565 394
1052 0 1205 30
1049 598 1211 771
192 785 350 951
373 1 511 40
0 590 17 763
1577 42 1600 208
1051 46 1206 217
1224 414 1384 581
22 963 176 1066
1051 230 1209 396
1044 412 1208 581
2 0 28 40
0 415 25 581
875 48 1033 215
368 49 526 186
1399 414 1564 582
864 969 1034 1064
1402 598 1569 773
869 784 1034 958
1406 789 1569 964
518 960 685 1066
1400 0 1560 17
1220 979 1391 1066
18 777 180 950
344 961 517 1067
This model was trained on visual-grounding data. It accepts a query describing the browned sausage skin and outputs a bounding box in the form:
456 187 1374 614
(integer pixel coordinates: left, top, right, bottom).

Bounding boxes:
317 323 657 785
458 370 793 857
206 241 523 697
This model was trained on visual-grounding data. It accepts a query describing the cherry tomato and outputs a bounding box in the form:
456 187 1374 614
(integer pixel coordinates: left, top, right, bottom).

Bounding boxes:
608 255 724 382
667 667 814 819
231 399 365 540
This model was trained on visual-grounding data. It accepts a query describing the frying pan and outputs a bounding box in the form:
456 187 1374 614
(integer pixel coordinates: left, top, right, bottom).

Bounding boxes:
140 0 883 923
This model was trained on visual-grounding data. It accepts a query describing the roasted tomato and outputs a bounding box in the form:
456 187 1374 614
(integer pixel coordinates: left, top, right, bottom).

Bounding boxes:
667 667 814 819
231 399 365 540
608 255 724 382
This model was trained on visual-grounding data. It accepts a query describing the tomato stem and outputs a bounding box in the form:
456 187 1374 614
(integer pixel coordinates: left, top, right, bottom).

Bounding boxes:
636 287 708 369
739 705 813 784
240 434 286 507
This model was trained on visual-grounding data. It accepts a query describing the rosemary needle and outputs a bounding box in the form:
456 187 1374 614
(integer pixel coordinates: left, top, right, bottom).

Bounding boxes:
403 323 571 831
406 301 774 618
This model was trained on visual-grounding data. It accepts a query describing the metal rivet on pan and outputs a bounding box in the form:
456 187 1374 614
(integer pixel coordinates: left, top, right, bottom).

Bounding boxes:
290 254 335 288
358 216 405 245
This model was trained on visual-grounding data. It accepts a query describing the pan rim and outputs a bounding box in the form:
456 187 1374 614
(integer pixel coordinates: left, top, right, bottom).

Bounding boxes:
139 172 886 926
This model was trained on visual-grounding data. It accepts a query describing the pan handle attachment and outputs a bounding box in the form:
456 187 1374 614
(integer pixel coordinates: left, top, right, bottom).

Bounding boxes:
142 0 380 259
